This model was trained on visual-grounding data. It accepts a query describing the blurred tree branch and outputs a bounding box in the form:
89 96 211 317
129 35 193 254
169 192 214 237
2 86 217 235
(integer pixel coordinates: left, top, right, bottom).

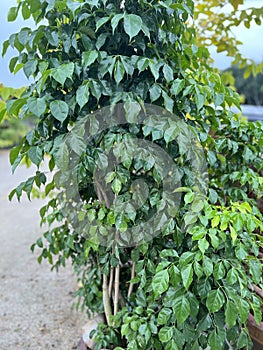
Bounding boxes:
194 0 263 77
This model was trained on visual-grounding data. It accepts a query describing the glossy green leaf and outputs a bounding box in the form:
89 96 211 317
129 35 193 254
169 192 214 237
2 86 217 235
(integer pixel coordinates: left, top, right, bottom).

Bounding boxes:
225 300 237 327
208 330 224 350
27 97 46 117
158 308 172 325
198 238 209 254
239 299 250 323
76 83 90 109
158 326 173 343
249 259 262 284
111 14 124 33
163 64 173 83
165 339 178 350
8 7 18 22
23 60 38 78
149 84 162 102
173 295 190 323
203 256 213 277
69 133 87 155
51 62 74 85
152 269 169 297
10 145 21 165
95 16 110 31
114 60 125 85
169 265 181 287
28 146 42 166
111 178 122 194
206 289 225 313
123 14 142 40
181 264 193 290
171 79 185 96
82 50 98 69
22 2 30 20
50 100 69 122
213 262 225 280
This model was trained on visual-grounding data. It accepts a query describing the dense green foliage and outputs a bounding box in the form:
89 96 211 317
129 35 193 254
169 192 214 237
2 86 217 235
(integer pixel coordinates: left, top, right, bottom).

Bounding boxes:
4 0 263 349
225 66 263 106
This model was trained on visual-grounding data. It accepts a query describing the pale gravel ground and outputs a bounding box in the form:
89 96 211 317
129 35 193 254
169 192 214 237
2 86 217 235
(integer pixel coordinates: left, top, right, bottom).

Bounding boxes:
0 150 87 350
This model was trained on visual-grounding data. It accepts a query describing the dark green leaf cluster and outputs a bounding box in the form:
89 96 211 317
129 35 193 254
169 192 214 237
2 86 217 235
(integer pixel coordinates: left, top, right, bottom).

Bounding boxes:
5 1 263 349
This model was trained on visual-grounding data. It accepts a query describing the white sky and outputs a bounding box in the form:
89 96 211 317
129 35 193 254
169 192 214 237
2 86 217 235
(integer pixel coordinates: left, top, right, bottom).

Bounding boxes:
0 0 263 87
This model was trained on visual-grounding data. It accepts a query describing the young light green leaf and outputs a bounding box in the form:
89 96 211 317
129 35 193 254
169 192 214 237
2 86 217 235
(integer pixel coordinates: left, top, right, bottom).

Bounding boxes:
105 171 115 184
191 198 205 213
22 2 30 20
211 215 220 228
8 7 18 22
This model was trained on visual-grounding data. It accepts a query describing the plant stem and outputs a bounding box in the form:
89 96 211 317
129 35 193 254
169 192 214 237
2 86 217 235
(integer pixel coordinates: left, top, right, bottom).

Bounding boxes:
94 179 110 207
103 274 112 326
113 264 120 316
108 266 114 298
128 262 135 299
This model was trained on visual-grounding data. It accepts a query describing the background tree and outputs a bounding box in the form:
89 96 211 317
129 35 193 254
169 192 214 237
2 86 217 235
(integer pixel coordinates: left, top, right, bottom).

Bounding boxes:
195 0 263 76
3 0 263 349
225 66 263 105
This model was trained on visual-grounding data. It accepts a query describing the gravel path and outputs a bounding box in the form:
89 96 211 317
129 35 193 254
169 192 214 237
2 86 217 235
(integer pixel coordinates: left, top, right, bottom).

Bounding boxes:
0 150 87 350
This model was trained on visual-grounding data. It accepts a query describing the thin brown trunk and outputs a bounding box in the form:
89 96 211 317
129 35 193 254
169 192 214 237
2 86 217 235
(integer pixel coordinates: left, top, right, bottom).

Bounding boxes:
102 274 112 326
108 266 114 298
128 262 135 299
113 264 120 316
